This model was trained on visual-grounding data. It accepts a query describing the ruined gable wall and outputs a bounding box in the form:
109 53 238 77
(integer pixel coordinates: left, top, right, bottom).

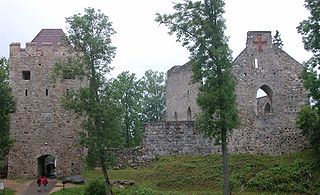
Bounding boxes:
8 42 85 178
228 31 308 154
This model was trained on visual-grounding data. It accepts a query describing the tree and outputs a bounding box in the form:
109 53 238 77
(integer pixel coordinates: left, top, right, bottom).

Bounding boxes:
0 57 15 160
272 30 283 49
156 1 239 194
297 0 320 155
140 70 166 123
54 8 119 194
110 71 143 148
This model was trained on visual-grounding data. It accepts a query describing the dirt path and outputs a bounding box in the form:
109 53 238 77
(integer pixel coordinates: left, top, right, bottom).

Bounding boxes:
21 179 57 195
4 179 32 195
4 179 75 195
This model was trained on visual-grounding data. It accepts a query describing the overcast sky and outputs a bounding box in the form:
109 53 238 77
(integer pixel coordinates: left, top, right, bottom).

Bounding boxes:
0 0 311 78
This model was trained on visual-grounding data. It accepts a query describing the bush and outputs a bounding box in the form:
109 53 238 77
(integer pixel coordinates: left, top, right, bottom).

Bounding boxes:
84 178 106 195
128 186 155 195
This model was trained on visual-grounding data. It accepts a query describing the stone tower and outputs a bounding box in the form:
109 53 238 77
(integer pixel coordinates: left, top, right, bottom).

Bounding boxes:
165 64 201 121
8 29 85 178
142 31 308 158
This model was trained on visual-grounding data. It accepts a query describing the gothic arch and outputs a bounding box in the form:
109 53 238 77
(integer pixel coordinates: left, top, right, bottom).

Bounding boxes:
260 85 273 100
256 84 273 115
264 102 271 113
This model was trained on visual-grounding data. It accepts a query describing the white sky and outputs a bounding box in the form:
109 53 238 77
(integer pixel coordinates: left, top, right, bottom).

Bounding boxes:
0 0 311 78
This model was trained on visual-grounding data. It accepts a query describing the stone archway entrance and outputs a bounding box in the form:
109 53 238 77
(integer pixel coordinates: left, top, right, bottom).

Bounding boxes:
37 155 56 178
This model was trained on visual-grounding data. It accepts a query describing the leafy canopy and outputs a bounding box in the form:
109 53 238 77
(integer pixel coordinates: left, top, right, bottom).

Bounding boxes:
110 71 143 148
296 0 320 154
0 57 15 157
54 7 119 194
140 70 166 123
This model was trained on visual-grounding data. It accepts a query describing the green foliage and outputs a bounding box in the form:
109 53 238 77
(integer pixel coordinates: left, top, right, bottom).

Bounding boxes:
297 0 320 68
66 7 116 76
296 0 320 156
140 70 166 123
53 7 119 193
272 30 283 49
84 178 107 195
110 71 143 148
126 186 155 195
52 57 85 81
297 105 320 154
0 57 15 159
51 186 85 195
108 70 166 148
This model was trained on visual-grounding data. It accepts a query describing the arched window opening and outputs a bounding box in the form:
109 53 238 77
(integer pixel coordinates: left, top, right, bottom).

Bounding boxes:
264 102 271 113
187 107 192 120
256 85 273 115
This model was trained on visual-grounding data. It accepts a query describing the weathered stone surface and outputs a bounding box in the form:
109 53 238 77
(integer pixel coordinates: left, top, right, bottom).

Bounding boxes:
65 175 84 184
8 29 86 178
112 180 135 188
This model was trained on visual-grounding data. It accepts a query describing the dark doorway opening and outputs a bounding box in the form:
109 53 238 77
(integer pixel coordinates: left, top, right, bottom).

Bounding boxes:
37 155 56 178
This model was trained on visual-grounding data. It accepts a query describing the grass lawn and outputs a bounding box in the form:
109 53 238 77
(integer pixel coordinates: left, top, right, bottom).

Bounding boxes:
1 188 15 195
52 150 320 195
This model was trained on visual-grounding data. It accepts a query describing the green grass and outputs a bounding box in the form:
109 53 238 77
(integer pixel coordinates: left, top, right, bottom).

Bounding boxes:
52 150 320 195
0 188 15 195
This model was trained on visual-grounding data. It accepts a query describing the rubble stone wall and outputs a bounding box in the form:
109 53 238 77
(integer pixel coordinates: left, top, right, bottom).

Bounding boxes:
8 42 86 178
141 31 309 160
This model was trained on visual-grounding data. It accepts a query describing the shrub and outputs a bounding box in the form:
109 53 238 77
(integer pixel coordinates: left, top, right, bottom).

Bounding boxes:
128 186 155 195
84 178 106 195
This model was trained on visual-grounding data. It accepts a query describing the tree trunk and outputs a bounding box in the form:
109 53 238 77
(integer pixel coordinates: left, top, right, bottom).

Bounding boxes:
100 158 113 195
222 131 230 195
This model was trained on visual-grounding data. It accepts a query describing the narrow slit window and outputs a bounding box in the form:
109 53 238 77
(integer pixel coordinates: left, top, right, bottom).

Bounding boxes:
254 58 259 68
22 71 31 80
46 89 49 96
25 89 28 96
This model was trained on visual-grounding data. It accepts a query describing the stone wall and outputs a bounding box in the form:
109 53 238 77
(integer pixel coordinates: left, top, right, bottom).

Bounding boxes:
8 34 86 178
142 121 219 159
107 148 149 169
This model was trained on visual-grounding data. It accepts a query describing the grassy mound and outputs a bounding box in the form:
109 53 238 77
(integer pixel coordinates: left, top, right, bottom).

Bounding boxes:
53 150 320 195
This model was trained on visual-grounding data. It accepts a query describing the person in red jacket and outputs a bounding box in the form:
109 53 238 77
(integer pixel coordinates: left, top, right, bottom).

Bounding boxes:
43 176 49 191
36 176 43 192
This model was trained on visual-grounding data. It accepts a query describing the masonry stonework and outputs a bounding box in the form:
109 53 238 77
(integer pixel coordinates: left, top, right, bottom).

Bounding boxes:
141 31 309 160
8 29 86 178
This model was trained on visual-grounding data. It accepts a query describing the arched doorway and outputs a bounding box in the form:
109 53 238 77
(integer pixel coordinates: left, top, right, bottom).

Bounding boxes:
37 155 56 178
256 85 273 115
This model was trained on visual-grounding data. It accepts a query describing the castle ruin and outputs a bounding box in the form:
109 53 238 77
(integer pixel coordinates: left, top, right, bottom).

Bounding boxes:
7 30 310 174
141 31 309 160
8 29 85 178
